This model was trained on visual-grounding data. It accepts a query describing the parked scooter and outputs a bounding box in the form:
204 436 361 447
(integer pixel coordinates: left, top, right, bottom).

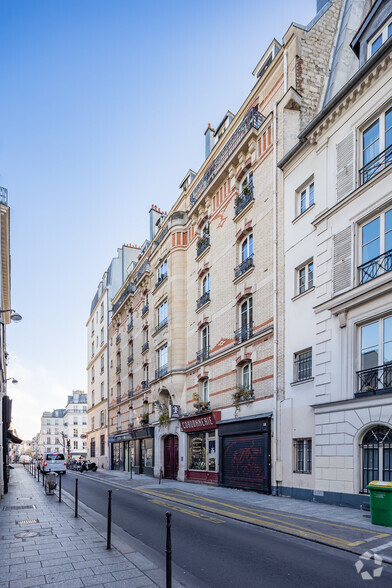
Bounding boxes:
80 460 97 472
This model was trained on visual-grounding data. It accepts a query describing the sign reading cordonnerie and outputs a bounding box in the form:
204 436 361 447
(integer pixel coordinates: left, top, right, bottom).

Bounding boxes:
180 413 217 432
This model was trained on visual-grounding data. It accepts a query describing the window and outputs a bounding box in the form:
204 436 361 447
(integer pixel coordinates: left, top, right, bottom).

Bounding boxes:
297 181 314 216
73 441 78 450
361 426 392 492
128 373 133 394
55 420 58 426
117 412 121 431
241 362 252 390
298 261 314 294
202 379 209 402
83 441 87 450
91 319 95 336
100 410 105 428
91 342 95 357
202 273 210 294
294 439 312 474
129 407 134 428
157 259 167 282
358 316 392 393
73 417 78 425
100 355 104 373
100 434 105 456
197 325 210 362
294 349 312 382
367 17 392 58
91 416 95 430
157 300 168 328
100 327 104 345
144 364 149 384
100 302 104 321
47 437 51 444
359 209 392 283
156 345 168 378
91 367 95 383
241 234 253 262
83 406 87 412
100 382 104 401
73 428 78 437
361 107 392 183
188 430 217 472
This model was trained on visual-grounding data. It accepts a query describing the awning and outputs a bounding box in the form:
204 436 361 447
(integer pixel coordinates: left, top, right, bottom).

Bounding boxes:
7 431 22 444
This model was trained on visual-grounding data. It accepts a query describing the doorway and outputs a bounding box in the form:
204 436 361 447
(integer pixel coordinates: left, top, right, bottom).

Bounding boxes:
164 435 178 479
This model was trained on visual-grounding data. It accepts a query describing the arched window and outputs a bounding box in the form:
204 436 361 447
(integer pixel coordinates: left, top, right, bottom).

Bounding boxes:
361 425 392 492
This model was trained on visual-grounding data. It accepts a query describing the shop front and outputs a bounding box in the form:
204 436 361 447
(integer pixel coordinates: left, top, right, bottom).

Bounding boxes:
180 411 220 484
109 426 154 476
218 414 271 493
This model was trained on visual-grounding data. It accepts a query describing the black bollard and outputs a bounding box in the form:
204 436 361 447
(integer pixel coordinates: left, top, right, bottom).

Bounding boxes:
37 467 40 483
42 469 45 486
34 464 36 478
166 512 172 588
75 478 78 517
58 473 62 503
107 490 112 550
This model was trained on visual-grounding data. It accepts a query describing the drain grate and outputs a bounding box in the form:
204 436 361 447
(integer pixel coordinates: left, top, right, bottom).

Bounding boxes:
17 519 39 525
3 505 36 511
17 497 32 501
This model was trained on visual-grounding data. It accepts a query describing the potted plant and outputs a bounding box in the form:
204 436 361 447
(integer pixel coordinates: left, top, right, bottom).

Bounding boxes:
140 413 149 425
365 385 377 393
232 386 254 417
193 392 201 411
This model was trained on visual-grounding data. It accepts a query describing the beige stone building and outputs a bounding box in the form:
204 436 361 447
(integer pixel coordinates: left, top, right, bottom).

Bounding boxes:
108 0 345 492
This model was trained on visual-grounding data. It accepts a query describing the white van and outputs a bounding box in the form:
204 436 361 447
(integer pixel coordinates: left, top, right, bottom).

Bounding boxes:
42 453 67 475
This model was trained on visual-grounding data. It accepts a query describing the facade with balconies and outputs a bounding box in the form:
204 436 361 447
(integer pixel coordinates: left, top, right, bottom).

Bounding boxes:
279 0 392 507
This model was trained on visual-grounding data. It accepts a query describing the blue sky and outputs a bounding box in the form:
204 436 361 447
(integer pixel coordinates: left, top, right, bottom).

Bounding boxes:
0 0 316 439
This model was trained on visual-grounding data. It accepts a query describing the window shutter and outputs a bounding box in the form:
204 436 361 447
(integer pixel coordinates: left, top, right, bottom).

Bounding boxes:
336 133 354 201
333 227 352 294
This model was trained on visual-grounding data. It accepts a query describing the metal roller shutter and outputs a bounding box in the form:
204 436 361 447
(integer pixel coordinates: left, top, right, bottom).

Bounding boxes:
222 433 270 493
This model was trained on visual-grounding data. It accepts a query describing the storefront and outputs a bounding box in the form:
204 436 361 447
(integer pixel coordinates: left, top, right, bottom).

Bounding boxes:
109 426 154 475
180 411 220 484
218 414 271 493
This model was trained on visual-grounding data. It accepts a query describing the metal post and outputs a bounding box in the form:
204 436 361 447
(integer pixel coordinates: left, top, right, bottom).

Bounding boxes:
37 467 40 483
75 478 78 517
34 464 36 478
58 473 62 503
166 512 172 588
42 469 45 486
107 490 112 550
130 462 132 480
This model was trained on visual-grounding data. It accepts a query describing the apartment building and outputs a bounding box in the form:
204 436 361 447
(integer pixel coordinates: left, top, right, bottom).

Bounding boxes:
39 408 66 455
87 245 140 468
279 0 392 506
63 391 88 459
107 1 345 491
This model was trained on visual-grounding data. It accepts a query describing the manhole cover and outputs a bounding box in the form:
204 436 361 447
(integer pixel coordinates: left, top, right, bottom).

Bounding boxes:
3 505 36 510
17 519 39 525
14 531 38 538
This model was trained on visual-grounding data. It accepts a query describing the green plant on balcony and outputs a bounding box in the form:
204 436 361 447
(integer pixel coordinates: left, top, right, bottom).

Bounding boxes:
154 400 170 428
232 386 253 417
140 413 149 426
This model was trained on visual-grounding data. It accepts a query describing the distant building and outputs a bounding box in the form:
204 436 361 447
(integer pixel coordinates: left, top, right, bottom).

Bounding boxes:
63 391 88 459
39 408 66 455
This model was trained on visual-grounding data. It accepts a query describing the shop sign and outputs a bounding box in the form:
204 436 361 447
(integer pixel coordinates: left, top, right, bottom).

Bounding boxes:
169 405 181 418
180 412 220 432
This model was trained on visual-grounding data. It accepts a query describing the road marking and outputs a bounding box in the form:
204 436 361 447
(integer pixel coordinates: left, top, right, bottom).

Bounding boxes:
371 540 392 553
149 498 224 523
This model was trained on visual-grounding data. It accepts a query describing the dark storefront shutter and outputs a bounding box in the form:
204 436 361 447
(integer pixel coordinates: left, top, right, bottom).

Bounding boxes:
222 433 270 493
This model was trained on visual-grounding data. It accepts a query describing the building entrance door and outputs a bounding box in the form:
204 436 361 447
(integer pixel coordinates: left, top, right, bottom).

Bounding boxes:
164 435 178 479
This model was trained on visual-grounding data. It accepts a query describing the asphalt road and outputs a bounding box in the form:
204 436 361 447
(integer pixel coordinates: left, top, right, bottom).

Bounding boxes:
61 472 392 587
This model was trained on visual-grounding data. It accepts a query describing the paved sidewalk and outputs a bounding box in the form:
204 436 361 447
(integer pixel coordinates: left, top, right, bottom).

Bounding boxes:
0 466 184 588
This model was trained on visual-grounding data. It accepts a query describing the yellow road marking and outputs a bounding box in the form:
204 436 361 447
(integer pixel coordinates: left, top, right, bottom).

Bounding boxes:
149 498 224 523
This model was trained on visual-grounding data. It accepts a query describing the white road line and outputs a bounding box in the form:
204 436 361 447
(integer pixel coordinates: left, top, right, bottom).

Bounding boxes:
371 540 392 552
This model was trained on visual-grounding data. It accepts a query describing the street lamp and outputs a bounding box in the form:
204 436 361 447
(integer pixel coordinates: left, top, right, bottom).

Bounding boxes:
5 378 17 384
0 309 22 323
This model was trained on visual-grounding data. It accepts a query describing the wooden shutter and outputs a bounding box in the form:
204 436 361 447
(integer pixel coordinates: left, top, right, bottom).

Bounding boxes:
336 133 354 201
333 226 352 294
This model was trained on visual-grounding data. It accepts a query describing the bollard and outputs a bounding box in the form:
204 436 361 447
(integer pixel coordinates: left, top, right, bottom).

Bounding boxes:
159 468 163 485
107 490 112 550
42 469 45 486
58 473 62 503
130 462 132 480
75 478 78 517
166 512 172 588
34 464 36 479
37 467 40 483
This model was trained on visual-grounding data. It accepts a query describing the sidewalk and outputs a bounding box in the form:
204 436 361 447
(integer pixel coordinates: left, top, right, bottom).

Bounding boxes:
0 466 185 588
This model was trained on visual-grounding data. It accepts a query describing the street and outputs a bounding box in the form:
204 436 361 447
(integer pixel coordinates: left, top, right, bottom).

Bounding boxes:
60 471 392 587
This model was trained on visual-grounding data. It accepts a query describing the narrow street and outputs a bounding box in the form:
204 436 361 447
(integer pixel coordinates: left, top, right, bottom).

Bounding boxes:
61 471 392 587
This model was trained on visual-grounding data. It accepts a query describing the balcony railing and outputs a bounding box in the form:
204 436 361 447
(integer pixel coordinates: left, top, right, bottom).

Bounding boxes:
155 364 168 379
196 346 210 363
358 249 392 285
112 281 136 314
234 323 254 344
359 145 392 185
155 272 167 289
116 365 121 374
234 182 254 216
142 304 149 317
136 260 151 283
116 395 121 404
116 334 121 345
127 354 134 364
189 108 264 208
128 388 133 398
142 341 149 353
154 225 169 248
234 255 254 279
196 291 210 310
155 317 168 333
356 364 392 397
141 380 149 390
196 234 210 257
127 320 133 332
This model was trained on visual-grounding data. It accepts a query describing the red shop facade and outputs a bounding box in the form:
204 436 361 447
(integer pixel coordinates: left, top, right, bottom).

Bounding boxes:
180 411 221 484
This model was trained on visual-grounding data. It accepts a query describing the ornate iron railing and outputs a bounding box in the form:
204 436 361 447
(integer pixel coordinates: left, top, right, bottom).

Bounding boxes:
155 364 168 379
142 341 149 353
141 304 149 316
358 249 392 284
116 365 121 374
234 182 254 216
155 317 168 333
196 234 210 257
234 323 254 344
127 320 133 332
196 346 210 363
136 260 150 283
141 380 149 390
356 364 392 396
359 145 392 185
155 272 167 289
128 388 133 398
234 255 254 279
189 108 264 208
154 225 169 247
116 334 121 345
127 354 133 364
112 281 136 314
196 291 210 309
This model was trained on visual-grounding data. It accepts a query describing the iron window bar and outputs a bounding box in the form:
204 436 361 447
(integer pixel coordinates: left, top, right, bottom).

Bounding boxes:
112 281 136 314
196 346 210 363
155 364 168 379
234 323 254 344
358 249 392 284
234 181 254 216
234 254 254 279
294 351 312 382
196 291 210 309
356 364 392 396
359 145 392 185
196 234 210 257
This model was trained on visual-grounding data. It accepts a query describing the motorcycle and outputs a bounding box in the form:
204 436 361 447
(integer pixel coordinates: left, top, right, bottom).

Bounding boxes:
80 460 97 472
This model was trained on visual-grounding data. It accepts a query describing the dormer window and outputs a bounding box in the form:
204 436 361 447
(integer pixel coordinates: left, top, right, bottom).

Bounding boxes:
367 17 392 59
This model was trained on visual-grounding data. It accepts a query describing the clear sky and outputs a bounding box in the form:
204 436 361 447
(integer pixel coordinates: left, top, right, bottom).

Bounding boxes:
0 0 316 439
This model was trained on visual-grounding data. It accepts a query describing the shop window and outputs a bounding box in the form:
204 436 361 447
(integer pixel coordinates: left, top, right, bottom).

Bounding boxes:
188 430 217 472
294 439 312 473
361 426 392 492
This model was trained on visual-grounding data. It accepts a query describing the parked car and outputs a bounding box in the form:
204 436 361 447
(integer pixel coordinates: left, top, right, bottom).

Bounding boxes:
42 453 67 475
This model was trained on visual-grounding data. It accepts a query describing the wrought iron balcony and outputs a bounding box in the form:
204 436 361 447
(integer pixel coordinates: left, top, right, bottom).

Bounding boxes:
234 182 254 216
141 304 149 317
141 380 149 390
189 108 264 208
196 234 210 257
196 346 210 363
359 145 392 185
136 260 151 283
154 225 169 247
116 365 121 374
142 341 149 353
234 323 254 344
155 317 168 333
127 320 133 332
196 291 210 310
358 249 392 284
155 272 167 289
116 334 121 345
112 282 136 315
234 255 254 279
127 354 133 364
356 364 392 397
128 388 133 398
194 401 210 413
116 395 121 404
155 364 168 379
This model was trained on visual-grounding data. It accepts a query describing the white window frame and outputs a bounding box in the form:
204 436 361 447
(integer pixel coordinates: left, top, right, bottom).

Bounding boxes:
359 208 392 281
158 300 168 326
294 348 312 382
361 106 392 175
201 325 210 351
240 171 253 193
297 260 314 295
296 180 314 217
367 17 392 59
294 438 312 474
157 259 167 281
240 233 253 263
157 344 168 369
202 379 209 402
241 362 252 390
202 273 210 294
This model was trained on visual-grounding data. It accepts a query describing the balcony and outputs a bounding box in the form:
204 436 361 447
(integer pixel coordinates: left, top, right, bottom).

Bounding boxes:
155 364 168 379
358 250 392 285
127 320 133 332
112 282 136 315
127 354 134 364
196 234 210 258
128 388 133 398
116 395 121 404
141 380 150 390
116 334 121 345
155 317 168 333
189 108 264 208
359 145 392 185
142 341 149 353
234 323 254 344
355 364 392 397
234 255 254 279
136 260 151 283
155 272 167 289
141 304 149 317
196 346 210 363
235 182 254 216
116 365 121 374
100 367 104 374
196 291 210 310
